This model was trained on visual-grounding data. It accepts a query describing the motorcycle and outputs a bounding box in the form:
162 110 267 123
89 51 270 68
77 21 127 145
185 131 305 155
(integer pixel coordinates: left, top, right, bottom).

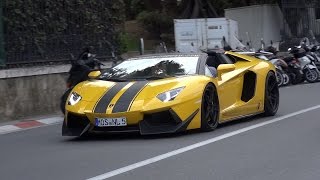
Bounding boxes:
309 45 320 70
269 57 290 86
60 48 104 114
288 46 320 83
282 56 304 84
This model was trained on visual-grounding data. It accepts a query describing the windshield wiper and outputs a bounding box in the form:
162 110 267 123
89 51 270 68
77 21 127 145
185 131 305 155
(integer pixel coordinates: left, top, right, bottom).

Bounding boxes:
99 78 129 82
140 75 171 80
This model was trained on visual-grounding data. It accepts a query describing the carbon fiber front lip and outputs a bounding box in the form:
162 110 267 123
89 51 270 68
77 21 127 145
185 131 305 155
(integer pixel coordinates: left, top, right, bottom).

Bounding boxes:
139 109 199 135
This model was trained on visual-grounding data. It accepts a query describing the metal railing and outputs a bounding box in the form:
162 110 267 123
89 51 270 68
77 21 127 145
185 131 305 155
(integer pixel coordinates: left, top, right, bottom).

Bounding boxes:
2 1 119 66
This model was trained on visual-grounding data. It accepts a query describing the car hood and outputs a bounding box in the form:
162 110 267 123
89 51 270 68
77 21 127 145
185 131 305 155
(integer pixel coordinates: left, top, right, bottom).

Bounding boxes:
73 75 203 102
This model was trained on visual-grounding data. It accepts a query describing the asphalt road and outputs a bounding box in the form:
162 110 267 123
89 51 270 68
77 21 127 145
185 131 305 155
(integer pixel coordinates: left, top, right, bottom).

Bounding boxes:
1 83 320 180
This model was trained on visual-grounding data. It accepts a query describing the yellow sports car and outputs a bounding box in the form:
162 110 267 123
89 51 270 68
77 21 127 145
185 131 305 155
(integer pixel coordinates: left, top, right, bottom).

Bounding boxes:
62 50 279 136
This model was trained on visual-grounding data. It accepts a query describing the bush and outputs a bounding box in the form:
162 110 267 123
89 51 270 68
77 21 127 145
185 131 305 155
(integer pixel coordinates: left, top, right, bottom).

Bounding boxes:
136 11 173 39
118 32 140 53
3 0 126 63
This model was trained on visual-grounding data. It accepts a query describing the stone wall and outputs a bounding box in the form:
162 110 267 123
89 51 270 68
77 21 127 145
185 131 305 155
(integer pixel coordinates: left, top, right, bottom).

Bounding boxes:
0 72 67 122
0 63 112 122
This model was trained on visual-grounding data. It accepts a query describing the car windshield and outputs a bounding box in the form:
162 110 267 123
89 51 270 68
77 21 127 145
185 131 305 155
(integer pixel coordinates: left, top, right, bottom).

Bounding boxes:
99 56 199 80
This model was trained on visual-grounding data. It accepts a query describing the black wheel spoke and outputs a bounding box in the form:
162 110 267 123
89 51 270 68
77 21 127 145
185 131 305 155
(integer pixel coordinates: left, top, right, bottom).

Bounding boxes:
267 98 275 110
205 111 210 120
269 80 276 91
270 93 278 100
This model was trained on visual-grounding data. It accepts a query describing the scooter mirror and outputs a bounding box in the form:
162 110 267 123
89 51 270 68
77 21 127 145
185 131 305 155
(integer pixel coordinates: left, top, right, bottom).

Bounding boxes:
88 70 101 79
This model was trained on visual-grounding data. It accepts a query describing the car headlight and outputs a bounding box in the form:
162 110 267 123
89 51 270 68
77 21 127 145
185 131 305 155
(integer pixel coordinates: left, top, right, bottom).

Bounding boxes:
68 92 82 105
156 87 185 102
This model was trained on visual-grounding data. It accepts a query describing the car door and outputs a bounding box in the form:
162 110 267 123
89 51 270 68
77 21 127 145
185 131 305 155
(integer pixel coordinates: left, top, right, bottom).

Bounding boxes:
214 54 245 121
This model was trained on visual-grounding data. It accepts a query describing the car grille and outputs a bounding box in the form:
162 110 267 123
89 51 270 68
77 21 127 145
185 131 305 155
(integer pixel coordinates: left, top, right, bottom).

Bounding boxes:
67 113 90 129
143 110 180 126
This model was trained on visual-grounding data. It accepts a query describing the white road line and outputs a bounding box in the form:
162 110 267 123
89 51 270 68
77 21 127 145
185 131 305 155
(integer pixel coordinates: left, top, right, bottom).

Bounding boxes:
87 104 320 180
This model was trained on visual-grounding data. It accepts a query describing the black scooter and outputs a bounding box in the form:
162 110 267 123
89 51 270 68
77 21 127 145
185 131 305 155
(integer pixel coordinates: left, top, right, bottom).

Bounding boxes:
60 49 104 114
282 56 304 85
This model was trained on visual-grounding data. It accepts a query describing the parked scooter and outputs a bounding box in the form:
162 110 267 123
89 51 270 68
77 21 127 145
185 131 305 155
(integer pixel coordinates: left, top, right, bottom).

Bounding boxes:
269 57 290 86
60 48 104 114
282 56 304 84
310 45 320 69
262 45 304 85
288 46 320 83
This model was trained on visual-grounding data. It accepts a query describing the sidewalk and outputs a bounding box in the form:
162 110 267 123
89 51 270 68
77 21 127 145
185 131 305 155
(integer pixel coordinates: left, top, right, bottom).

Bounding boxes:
0 115 63 135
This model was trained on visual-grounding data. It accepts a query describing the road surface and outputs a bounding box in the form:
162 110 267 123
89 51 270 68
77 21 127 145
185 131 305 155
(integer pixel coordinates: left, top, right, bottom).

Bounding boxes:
1 83 320 180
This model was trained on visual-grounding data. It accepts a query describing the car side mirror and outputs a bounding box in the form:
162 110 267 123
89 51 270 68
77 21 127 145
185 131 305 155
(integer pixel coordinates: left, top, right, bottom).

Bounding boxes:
217 64 236 80
88 70 101 79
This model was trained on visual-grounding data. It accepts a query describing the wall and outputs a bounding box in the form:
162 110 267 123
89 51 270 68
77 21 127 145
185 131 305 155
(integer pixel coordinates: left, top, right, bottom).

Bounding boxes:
0 63 112 122
225 4 285 50
0 72 67 122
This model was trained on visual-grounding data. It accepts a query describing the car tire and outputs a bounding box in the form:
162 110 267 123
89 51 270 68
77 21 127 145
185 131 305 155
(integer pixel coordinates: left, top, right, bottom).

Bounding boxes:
201 83 220 131
263 71 279 116
60 89 72 114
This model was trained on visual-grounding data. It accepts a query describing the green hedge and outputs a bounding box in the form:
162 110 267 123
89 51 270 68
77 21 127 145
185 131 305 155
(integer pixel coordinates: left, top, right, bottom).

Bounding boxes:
3 0 125 63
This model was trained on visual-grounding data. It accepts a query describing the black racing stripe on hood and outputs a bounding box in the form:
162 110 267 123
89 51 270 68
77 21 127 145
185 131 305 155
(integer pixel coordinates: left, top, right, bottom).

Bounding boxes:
112 81 148 113
94 82 130 113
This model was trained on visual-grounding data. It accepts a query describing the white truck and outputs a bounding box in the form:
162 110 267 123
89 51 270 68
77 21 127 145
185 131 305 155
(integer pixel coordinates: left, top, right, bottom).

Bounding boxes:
174 18 240 53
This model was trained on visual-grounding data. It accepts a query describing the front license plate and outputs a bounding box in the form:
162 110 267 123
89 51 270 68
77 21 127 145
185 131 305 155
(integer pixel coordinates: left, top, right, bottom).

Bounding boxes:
95 117 127 127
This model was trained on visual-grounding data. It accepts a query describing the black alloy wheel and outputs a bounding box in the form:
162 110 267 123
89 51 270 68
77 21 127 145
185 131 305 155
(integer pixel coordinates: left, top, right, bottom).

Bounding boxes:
201 83 220 131
263 72 279 116
60 88 72 114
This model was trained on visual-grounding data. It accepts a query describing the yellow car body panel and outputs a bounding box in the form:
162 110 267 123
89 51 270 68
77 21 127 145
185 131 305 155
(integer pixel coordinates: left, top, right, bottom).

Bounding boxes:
63 51 276 136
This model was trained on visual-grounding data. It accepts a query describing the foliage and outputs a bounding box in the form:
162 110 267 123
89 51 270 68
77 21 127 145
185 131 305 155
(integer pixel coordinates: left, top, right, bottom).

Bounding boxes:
118 32 140 52
137 11 174 39
3 0 125 63
124 0 142 20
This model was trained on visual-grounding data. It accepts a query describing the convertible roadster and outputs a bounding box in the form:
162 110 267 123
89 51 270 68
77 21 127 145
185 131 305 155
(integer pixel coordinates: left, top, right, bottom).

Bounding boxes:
62 50 279 136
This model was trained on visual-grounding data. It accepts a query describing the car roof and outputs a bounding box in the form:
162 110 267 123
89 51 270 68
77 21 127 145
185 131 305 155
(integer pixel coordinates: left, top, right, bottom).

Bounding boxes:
127 50 226 60
127 53 204 60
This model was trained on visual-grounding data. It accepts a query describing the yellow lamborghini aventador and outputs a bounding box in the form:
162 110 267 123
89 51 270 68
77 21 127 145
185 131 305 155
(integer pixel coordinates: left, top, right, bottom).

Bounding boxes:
62 50 279 136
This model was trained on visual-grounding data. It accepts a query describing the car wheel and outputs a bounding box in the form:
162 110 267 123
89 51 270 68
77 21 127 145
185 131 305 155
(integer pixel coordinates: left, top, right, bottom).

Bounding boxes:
263 71 279 116
201 83 220 131
60 89 72 114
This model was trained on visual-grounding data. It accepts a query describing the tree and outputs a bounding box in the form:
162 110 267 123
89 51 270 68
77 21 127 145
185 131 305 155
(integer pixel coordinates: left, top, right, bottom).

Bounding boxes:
179 0 219 18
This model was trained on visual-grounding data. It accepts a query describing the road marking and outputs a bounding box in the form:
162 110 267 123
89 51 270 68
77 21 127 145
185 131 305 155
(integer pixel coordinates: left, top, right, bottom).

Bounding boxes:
0 125 21 134
37 117 63 125
0 117 63 135
87 104 320 180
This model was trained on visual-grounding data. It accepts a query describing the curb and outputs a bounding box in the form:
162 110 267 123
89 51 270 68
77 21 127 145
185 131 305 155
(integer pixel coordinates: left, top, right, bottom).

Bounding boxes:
0 117 63 135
